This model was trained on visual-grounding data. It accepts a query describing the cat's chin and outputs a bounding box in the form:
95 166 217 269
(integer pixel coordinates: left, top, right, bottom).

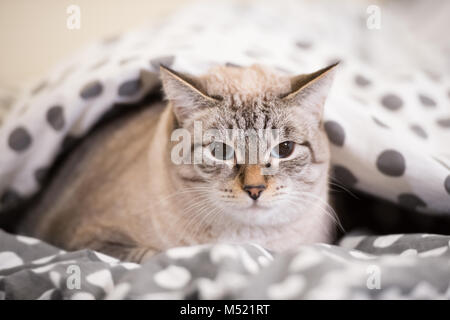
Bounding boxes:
221 201 273 215
220 202 297 227
246 201 270 209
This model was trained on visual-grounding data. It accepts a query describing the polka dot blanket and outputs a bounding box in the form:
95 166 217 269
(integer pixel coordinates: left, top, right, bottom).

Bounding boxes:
0 0 450 299
1 229 450 299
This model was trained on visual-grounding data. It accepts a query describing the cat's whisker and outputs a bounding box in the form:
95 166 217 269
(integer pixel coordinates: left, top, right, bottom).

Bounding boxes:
292 192 339 222
164 189 216 221
287 191 345 233
128 189 214 228
175 199 211 227
303 199 344 233
157 187 214 204
192 207 223 242
186 205 220 245
283 197 338 238
326 173 359 199
181 195 212 214
176 200 216 245
121 188 214 221
161 193 216 245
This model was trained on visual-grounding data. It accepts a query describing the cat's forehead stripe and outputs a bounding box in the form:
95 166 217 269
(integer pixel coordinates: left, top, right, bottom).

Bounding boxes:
201 64 291 103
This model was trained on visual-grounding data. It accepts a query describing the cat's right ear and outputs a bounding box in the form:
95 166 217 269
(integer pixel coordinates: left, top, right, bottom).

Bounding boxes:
160 66 218 124
282 63 338 123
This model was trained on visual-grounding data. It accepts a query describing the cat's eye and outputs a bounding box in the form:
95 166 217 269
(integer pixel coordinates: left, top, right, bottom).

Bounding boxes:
209 142 235 160
271 141 295 159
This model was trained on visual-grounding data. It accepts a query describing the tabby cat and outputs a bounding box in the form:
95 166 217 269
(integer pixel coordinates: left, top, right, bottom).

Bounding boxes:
20 63 338 262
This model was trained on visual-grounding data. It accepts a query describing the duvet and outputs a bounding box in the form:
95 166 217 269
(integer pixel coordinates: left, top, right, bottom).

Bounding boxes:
1 230 450 299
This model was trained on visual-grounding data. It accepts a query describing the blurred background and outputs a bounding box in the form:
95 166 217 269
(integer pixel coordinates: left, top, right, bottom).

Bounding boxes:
0 0 198 87
0 0 449 88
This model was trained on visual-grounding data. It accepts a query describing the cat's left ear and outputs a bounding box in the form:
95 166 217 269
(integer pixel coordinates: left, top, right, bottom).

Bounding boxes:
160 66 218 124
282 63 338 121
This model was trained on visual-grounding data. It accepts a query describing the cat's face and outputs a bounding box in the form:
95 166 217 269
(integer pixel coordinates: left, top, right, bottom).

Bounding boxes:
161 64 336 226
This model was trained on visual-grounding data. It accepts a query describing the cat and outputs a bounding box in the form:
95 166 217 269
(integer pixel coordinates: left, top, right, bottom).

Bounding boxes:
19 63 338 262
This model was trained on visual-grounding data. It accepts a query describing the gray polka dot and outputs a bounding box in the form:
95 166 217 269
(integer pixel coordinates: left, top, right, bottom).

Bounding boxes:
150 55 175 70
46 106 65 131
445 175 450 195
8 127 32 152
398 193 427 209
354 75 371 87
80 81 103 99
324 121 345 146
436 117 450 128
410 124 428 139
295 41 312 49
35 167 49 185
118 79 142 96
332 165 358 187
381 94 403 111
418 94 436 107
376 149 406 177
372 116 389 129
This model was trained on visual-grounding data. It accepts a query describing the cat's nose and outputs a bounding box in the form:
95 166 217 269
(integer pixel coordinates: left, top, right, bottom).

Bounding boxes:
243 184 266 201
